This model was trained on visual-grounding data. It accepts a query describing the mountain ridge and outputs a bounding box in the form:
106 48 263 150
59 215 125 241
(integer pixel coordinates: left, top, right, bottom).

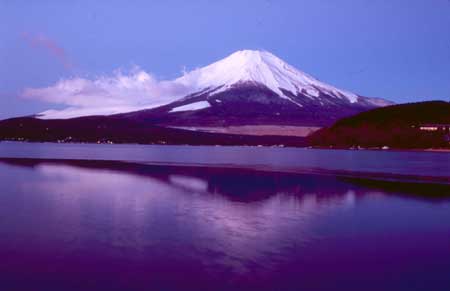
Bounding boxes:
37 50 392 121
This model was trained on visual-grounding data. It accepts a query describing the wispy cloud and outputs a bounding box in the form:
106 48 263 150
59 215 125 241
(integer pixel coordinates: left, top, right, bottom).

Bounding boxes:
21 67 192 119
21 32 74 70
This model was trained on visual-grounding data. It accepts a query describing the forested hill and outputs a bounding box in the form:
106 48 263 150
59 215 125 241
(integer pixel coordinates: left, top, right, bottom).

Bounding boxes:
308 101 450 149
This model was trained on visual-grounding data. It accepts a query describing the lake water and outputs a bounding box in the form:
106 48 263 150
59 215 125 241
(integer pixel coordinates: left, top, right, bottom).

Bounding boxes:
0 141 449 179
0 143 449 290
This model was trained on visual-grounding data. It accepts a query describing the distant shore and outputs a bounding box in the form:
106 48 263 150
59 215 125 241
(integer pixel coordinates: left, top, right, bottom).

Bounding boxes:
423 148 450 153
2 139 449 152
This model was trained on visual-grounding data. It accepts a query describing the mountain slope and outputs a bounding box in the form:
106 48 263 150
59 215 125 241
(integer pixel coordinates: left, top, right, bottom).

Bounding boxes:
308 101 450 149
38 50 392 126
0 116 306 146
115 50 392 127
118 82 381 127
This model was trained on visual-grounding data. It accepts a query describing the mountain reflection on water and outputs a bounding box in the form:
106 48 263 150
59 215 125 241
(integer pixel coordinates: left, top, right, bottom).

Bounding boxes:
1 159 449 291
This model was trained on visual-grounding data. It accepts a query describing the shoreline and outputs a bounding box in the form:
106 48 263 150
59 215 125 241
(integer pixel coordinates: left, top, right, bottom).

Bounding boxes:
1 140 450 153
309 145 450 153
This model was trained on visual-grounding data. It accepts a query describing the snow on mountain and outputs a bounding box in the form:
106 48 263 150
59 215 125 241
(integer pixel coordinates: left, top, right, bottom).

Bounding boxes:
36 50 391 119
169 101 211 113
175 50 360 105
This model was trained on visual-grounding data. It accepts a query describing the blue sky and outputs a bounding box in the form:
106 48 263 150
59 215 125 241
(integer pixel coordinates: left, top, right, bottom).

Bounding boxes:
1 0 450 119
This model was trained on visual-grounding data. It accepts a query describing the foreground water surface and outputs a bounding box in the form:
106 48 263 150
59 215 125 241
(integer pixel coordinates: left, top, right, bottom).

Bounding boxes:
0 154 449 290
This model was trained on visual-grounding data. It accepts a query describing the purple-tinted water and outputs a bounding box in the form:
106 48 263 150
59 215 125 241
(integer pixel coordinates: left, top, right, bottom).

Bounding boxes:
0 158 449 291
0 141 449 178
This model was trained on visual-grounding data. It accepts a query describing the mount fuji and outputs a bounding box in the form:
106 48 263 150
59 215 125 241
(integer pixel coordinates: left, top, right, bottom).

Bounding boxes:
0 50 393 145
116 50 392 127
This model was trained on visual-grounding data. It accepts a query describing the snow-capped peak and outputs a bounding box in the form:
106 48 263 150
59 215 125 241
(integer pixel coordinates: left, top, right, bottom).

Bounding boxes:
35 49 391 119
175 49 359 103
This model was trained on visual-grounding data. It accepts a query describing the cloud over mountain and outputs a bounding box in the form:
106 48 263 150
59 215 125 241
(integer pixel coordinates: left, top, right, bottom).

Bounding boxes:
22 67 191 119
